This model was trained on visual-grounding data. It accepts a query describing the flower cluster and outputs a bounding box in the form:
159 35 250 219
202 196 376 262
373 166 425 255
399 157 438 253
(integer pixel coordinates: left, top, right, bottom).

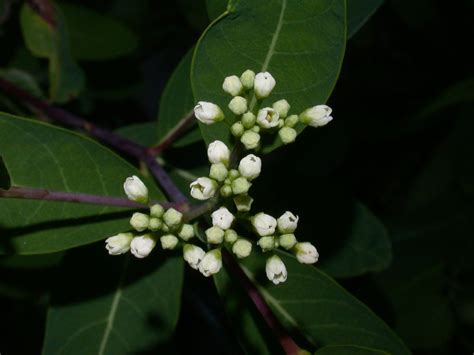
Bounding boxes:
194 70 333 149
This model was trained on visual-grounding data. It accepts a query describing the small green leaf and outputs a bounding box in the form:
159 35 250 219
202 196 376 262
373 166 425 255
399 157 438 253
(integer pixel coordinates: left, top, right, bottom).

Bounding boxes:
347 0 384 38
60 3 138 61
0 113 164 254
0 68 44 98
192 0 346 152
43 244 183 354
20 3 85 103
315 344 389 354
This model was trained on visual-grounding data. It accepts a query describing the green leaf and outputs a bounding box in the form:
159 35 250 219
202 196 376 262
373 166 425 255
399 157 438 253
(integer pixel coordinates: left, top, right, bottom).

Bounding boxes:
346 0 384 38
20 3 85 103
315 345 389 354
0 155 10 189
318 203 392 278
0 68 44 98
0 113 164 254
234 252 410 354
205 0 227 20
192 0 346 152
116 122 158 147
43 245 183 354
157 48 201 146
60 3 138 61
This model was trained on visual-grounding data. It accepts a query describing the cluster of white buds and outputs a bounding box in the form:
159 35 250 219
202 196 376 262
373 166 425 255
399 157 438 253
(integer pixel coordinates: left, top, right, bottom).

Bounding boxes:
193 70 334 150
105 176 195 258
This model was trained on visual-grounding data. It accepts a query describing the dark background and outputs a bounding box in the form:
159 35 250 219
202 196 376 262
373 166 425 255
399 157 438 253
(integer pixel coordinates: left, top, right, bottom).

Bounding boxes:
1 0 473 354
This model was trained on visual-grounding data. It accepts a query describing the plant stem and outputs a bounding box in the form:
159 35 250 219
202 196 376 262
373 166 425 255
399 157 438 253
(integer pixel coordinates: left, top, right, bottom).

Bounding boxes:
0 77 187 203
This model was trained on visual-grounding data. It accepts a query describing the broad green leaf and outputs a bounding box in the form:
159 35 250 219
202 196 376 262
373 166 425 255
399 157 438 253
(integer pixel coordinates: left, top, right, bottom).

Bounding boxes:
192 0 346 152
0 113 164 254
157 48 201 147
60 3 138 61
43 244 183 354
0 68 44 98
20 3 85 103
315 345 389 354
318 203 392 278
346 0 384 38
234 252 410 354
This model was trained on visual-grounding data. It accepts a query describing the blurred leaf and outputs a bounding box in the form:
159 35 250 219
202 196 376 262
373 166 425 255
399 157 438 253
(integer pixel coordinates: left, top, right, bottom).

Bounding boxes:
347 0 384 38
0 155 10 189
157 48 201 146
318 203 392 278
0 252 63 269
315 345 389 354
220 252 409 354
20 2 85 103
0 113 164 254
116 122 158 147
0 68 44 98
177 0 210 32
60 3 138 61
192 0 346 152
205 0 227 20
43 245 183 354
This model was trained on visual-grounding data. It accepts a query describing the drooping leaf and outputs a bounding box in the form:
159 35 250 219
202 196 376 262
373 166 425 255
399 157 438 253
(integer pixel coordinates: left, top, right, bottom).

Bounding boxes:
60 3 138 61
0 113 164 254
192 0 346 152
0 68 44 98
43 244 183 354
230 252 410 354
315 344 389 354
346 0 384 38
20 2 85 103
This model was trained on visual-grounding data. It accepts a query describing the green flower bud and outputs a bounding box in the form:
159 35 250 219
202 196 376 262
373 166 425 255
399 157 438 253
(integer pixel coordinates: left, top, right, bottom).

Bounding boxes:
241 112 256 128
228 96 248 115
231 177 252 195
209 163 228 182
220 184 233 197
163 208 183 229
224 229 238 244
130 212 149 232
162 224 170 233
234 194 254 212
257 236 275 251
231 121 245 137
228 169 240 180
240 130 260 150
205 226 225 244
279 233 297 250
285 114 299 128
251 125 261 133
149 217 163 231
232 239 252 259
272 99 290 118
160 234 179 250
150 204 164 218
240 69 255 90
222 75 243 96
278 127 297 144
178 224 195 241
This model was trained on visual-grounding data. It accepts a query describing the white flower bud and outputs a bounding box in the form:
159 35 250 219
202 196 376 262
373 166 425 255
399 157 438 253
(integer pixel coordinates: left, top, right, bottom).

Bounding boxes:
150 204 164 218
130 212 149 232
277 211 299 233
285 114 299 128
240 131 260 150
190 177 218 200
105 233 133 255
199 249 222 277
209 163 228 182
130 234 156 258
257 236 275 251
238 154 261 180
294 242 319 264
231 177 252 195
211 207 235 230
254 72 276 99
266 255 287 285
300 105 333 127
222 75 243 96
241 112 256 128
178 224 195 241
272 99 290 118
240 69 255 90
278 127 297 144
163 208 183 229
194 101 224 125
160 234 179 250
224 229 238 243
228 96 248 115
205 226 225 244
279 233 297 250
123 176 148 203
257 107 280 129
231 121 245 137
207 140 230 165
252 212 277 236
183 244 205 270
232 239 252 258
234 194 254 212
149 217 163 231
